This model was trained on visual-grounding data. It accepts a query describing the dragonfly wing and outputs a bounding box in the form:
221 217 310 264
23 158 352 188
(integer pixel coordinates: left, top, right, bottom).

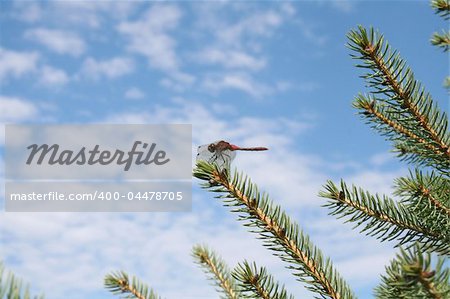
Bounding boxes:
211 149 235 168
196 144 236 168
196 144 216 163
217 149 236 164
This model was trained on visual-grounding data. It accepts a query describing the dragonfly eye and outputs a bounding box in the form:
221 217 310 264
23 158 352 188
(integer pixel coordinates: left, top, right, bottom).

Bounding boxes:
208 143 216 152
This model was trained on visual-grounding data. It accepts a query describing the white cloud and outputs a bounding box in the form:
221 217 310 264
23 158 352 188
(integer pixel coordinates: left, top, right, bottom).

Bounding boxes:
370 151 395 167
39 65 69 86
202 72 271 98
0 96 38 144
280 2 296 17
13 1 137 28
292 17 328 46
190 4 297 96
159 72 196 92
0 96 38 123
217 10 283 45
13 2 42 23
194 5 291 52
117 5 195 91
80 57 134 80
49 1 138 28
337 251 393 283
124 87 145 100
24 28 86 56
196 48 266 71
117 5 181 72
346 169 405 197
330 0 354 13
171 71 196 85
0 48 39 81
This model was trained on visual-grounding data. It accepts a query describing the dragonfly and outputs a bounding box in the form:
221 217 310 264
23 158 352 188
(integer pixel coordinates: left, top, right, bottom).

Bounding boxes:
197 140 268 168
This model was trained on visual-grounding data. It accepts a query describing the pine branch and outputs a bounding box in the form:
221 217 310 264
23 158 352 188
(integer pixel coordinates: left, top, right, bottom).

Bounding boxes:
395 170 450 220
354 94 443 160
347 26 450 174
232 261 294 299
0 262 44 299
193 161 356 299
431 0 450 19
104 271 161 299
192 245 241 299
374 244 450 298
431 30 450 51
319 180 449 255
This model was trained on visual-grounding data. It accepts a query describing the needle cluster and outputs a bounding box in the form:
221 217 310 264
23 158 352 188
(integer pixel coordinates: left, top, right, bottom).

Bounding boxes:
104 271 161 299
374 244 450 298
192 245 240 299
232 261 294 299
0 262 44 299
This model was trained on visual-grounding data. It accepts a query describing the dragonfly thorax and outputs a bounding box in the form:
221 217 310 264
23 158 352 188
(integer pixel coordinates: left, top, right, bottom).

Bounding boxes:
208 140 229 153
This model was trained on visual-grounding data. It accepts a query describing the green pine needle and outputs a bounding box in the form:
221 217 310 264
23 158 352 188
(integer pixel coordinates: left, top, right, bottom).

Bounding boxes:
192 245 240 299
394 170 450 225
319 180 449 255
104 271 161 299
374 244 450 298
0 262 44 299
232 261 294 299
431 0 450 19
431 31 450 51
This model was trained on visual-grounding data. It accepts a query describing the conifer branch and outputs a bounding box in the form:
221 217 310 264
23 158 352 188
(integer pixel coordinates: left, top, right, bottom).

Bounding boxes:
232 261 294 299
431 0 450 19
319 180 449 255
192 245 240 299
374 244 450 298
347 26 450 173
354 95 441 156
395 170 450 220
431 31 450 51
193 161 356 299
0 262 44 299
104 271 161 299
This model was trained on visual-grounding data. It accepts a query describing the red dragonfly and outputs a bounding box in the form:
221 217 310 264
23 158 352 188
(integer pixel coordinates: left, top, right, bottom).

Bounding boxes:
197 140 268 167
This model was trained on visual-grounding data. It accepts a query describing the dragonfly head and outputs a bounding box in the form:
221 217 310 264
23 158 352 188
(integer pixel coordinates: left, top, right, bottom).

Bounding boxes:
207 143 216 153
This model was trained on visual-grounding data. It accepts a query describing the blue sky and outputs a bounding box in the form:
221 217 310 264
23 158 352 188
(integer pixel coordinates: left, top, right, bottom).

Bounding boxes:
0 1 448 299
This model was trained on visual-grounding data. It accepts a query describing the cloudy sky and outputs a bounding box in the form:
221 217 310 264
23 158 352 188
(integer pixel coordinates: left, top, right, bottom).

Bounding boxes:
0 1 447 299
